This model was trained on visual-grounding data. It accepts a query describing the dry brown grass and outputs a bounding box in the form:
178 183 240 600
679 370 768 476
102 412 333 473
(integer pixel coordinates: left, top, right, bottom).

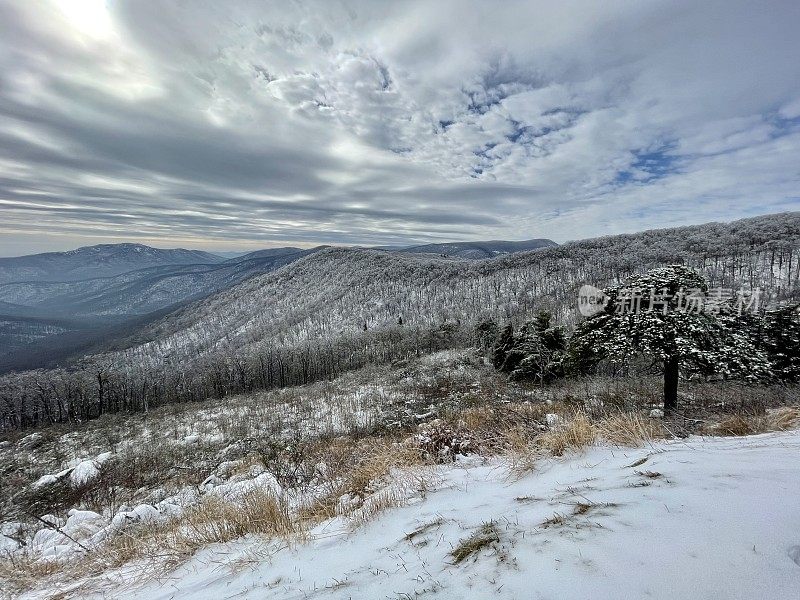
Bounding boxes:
538 412 596 457
299 437 428 524
595 412 665 447
504 409 665 469
96 489 298 572
0 553 62 597
713 414 762 436
2 435 431 597
767 406 800 431
708 407 800 437
404 517 445 542
0 489 299 599
540 512 567 528
449 522 500 564
227 453 267 478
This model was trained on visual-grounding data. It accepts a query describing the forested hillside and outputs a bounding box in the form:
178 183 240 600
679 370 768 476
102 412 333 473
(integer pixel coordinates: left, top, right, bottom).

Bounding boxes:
117 211 800 365
1 212 798 430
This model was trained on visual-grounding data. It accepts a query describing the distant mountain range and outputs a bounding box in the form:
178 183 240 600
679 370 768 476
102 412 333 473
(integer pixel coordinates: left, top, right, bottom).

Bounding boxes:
0 243 223 285
0 247 317 318
2 212 798 426
0 239 557 288
396 239 556 258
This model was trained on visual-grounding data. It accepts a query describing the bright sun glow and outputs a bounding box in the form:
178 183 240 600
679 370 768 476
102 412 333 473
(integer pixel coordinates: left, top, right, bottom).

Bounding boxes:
54 0 114 40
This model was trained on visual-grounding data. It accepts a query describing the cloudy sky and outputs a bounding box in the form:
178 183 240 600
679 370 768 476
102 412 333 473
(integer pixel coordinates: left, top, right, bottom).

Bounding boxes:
0 0 799 255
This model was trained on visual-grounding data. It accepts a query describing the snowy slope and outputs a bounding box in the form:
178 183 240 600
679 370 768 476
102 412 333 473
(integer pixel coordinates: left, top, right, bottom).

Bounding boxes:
35 430 800 600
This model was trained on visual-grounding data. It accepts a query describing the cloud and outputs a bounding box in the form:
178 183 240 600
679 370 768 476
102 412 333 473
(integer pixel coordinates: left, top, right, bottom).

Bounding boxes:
0 0 798 255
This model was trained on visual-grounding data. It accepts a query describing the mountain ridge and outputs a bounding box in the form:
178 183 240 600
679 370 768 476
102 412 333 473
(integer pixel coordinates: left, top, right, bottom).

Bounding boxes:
396 238 557 258
0 243 224 285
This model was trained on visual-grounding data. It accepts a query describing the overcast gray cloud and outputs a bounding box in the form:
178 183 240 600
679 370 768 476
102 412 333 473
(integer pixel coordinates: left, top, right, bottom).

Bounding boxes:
0 0 798 255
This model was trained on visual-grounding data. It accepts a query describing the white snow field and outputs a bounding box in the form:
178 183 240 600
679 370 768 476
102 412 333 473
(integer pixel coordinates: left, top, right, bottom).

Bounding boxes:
27 430 800 600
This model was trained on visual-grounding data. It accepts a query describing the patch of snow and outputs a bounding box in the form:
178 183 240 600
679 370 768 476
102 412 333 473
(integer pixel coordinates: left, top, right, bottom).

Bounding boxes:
18 432 44 450
34 466 72 487
72 430 800 600
109 504 162 530
70 460 101 487
209 471 282 501
65 509 103 528
545 412 561 427
96 451 113 463
33 474 60 487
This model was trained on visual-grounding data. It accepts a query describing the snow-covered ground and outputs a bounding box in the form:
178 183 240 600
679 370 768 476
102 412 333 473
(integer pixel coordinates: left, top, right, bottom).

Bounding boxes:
25 430 800 600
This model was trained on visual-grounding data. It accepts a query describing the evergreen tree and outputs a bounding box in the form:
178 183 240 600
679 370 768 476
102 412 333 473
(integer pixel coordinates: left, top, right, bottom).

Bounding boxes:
492 324 515 370
492 312 568 383
474 319 500 355
570 265 770 411
510 318 567 383
761 304 800 381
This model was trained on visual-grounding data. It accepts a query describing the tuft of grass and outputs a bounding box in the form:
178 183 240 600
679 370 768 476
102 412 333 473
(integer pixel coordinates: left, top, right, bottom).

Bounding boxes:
710 407 800 437
595 412 664 447
538 412 596 457
714 414 761 436
768 407 800 431
404 518 444 542
98 488 299 571
635 470 663 479
573 502 593 515
541 512 567 528
450 522 500 564
0 553 61 597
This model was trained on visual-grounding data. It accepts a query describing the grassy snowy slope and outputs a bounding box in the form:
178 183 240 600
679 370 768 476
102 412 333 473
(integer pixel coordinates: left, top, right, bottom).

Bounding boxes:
24 431 800 600
2 350 799 599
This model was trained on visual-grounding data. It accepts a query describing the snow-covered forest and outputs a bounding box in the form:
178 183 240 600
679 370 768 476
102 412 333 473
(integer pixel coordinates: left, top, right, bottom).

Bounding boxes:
1 212 798 431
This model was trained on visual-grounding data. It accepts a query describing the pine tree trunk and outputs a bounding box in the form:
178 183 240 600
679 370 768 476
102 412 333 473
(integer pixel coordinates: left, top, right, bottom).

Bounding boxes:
663 356 679 412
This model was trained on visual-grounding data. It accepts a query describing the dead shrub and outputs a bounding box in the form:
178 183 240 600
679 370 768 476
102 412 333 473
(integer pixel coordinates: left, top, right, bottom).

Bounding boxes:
415 419 474 461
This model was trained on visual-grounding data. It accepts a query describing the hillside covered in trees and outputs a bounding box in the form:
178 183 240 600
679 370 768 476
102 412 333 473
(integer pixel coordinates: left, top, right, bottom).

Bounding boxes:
1 212 799 430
